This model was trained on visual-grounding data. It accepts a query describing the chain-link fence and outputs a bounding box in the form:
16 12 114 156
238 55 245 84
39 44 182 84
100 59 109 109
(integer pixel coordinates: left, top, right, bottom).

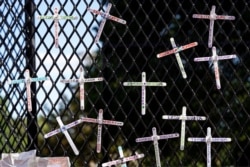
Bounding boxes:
0 0 250 166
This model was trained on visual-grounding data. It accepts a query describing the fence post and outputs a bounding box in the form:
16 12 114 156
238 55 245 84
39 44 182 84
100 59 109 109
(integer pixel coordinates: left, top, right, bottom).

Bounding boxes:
25 0 37 150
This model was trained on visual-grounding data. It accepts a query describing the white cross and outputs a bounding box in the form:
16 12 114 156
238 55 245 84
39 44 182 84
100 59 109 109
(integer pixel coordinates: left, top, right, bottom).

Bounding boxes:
192 5 235 48
123 72 166 115
60 67 103 110
102 146 144 167
44 116 79 155
37 7 78 48
8 69 49 112
194 46 236 89
162 106 206 150
157 38 198 78
136 127 179 167
188 127 231 167
87 3 126 43
81 109 124 153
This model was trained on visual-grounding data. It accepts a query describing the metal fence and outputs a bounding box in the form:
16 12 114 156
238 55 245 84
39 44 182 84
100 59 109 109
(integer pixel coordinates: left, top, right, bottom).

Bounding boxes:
0 0 250 166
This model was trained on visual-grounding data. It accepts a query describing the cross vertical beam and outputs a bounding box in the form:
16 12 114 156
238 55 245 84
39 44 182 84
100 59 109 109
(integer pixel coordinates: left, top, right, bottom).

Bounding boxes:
192 5 235 48
81 109 124 153
37 7 78 48
123 72 167 115
162 106 206 150
60 67 103 110
136 127 179 167
157 38 198 79
194 46 236 89
87 3 126 43
188 127 231 167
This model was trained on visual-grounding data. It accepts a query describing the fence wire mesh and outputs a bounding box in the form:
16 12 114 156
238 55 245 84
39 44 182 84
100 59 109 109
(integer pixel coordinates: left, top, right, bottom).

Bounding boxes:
0 0 250 166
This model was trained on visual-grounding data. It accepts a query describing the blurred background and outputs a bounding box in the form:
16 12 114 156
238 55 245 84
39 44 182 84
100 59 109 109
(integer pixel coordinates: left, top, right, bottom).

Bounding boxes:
0 0 249 166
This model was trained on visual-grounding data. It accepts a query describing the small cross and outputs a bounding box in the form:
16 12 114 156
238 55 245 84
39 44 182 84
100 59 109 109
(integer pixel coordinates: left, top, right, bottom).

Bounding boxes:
102 146 144 167
82 109 124 153
194 46 236 89
188 127 231 167
44 116 80 155
157 38 198 78
162 106 206 150
136 127 179 167
37 7 78 48
8 69 49 112
123 72 166 115
192 5 235 48
60 67 103 110
87 3 126 43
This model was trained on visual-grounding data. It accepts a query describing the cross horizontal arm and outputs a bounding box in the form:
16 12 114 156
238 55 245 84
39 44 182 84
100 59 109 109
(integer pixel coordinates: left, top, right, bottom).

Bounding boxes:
31 77 49 82
217 55 237 60
123 82 166 86
188 138 206 142
122 154 145 163
211 138 232 142
8 79 26 84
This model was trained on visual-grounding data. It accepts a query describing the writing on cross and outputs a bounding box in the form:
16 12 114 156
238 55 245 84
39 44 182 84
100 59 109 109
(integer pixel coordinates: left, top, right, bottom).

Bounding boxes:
194 46 236 89
37 7 78 48
8 69 49 112
136 127 179 167
87 3 126 43
102 146 144 167
188 127 231 167
162 106 206 150
123 72 166 115
60 67 103 110
192 5 235 48
157 38 198 79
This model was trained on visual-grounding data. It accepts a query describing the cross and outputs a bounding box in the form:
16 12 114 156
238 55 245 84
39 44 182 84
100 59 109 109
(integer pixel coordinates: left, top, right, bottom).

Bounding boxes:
192 5 235 48
60 67 103 110
157 38 198 79
44 116 79 155
102 146 144 167
194 46 236 89
188 127 231 167
162 106 206 150
136 127 179 167
123 72 166 115
82 109 123 153
87 3 126 43
8 69 49 112
37 7 78 48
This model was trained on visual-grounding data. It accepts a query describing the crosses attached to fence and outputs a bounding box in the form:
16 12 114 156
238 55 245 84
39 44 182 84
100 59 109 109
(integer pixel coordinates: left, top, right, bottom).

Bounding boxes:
136 127 179 167
188 127 231 167
87 3 126 43
162 106 206 150
8 69 49 112
123 72 166 115
192 5 235 48
37 7 78 48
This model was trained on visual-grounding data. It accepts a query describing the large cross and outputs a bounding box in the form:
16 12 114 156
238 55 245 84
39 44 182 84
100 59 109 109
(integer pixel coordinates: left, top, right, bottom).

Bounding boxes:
60 67 103 110
123 72 166 115
37 7 78 48
157 38 198 79
136 127 179 167
8 69 49 112
102 146 144 167
192 5 235 48
162 106 206 150
44 116 79 155
194 46 236 89
87 3 126 43
188 127 231 167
